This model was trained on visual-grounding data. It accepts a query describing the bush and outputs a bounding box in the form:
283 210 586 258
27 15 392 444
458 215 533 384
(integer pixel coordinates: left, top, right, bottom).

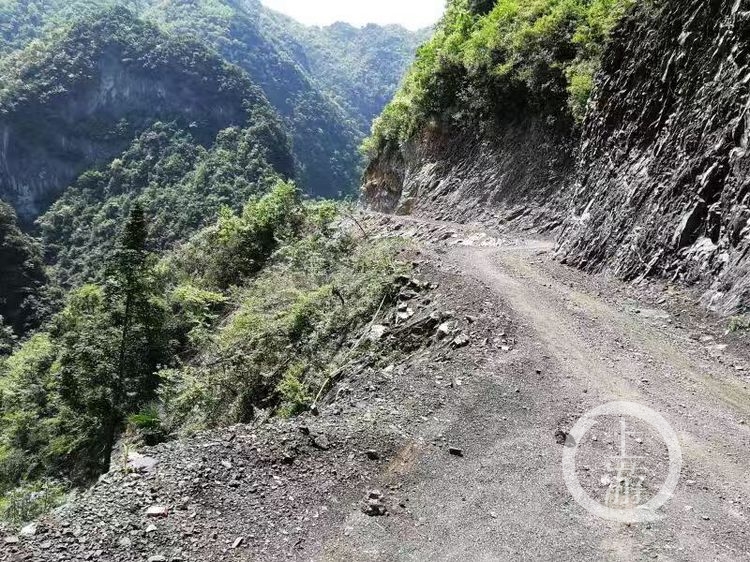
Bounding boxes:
161 205 407 432
127 406 165 446
366 0 634 151
0 480 66 526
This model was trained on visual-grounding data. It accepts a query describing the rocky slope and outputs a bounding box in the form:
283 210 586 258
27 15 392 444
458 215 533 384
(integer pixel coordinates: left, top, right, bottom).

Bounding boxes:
364 0 750 316
557 0 750 315
3 215 750 561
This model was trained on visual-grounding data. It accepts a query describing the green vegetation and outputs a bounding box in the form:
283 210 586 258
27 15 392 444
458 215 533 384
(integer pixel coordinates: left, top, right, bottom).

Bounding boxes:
0 202 47 337
0 0 421 525
365 0 633 152
162 203 405 431
0 479 66 525
141 0 363 197
0 181 405 521
728 315 750 333
265 18 430 134
0 6 262 118
39 117 292 288
0 0 424 201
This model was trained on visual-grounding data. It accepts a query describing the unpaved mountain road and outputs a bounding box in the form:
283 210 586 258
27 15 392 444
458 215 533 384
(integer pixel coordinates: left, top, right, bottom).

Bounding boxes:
5 217 749 562
320 217 750 561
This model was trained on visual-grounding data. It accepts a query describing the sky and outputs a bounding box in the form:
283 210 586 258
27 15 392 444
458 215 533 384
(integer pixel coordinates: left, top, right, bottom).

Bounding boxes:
260 0 446 30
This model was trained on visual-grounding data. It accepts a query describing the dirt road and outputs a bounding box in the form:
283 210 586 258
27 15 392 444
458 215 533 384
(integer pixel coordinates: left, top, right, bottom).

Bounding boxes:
321 221 750 561
6 218 749 562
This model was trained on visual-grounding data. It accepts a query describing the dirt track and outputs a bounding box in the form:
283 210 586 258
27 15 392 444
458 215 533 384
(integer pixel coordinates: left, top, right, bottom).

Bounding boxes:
5 217 750 562
321 218 750 561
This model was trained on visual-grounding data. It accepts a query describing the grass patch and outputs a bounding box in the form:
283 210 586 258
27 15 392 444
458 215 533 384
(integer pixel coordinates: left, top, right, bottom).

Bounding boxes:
728 315 750 333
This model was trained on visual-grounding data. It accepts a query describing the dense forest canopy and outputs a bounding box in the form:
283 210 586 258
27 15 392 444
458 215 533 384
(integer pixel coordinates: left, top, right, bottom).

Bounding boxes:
0 0 427 200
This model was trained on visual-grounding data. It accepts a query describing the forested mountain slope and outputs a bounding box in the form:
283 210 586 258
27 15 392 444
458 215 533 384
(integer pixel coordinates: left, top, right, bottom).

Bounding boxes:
0 0 425 328
261 13 431 134
0 0 426 205
0 202 46 336
0 0 425 521
364 0 750 315
0 7 270 224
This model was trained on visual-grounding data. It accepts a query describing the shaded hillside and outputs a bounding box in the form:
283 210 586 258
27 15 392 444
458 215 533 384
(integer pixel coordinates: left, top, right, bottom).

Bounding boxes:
261 14 431 134
0 7 267 224
39 116 292 288
0 202 46 335
141 0 361 198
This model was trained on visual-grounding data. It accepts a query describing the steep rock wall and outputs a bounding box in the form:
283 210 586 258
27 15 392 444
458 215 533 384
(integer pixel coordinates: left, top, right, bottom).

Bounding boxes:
556 0 750 314
362 120 575 228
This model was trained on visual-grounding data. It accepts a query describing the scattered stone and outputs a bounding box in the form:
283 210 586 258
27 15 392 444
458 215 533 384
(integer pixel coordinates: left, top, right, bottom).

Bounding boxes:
118 537 132 548
298 425 311 435
555 430 568 445
311 434 331 451
362 491 387 516
397 309 415 322
146 524 158 534
368 324 389 342
452 333 470 348
19 523 37 537
220 460 233 470
399 289 420 301
4 536 19 545
365 449 380 461
437 321 456 339
127 452 159 474
232 536 245 548
449 447 464 457
146 505 169 518
148 556 167 562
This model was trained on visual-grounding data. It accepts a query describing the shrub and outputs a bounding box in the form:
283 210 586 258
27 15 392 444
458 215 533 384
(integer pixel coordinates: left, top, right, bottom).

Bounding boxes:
162 207 407 432
0 480 66 526
366 0 634 151
127 406 165 446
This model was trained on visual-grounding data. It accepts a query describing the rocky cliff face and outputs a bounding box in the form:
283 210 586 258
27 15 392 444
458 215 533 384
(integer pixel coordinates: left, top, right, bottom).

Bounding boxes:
365 0 750 315
0 9 264 225
557 0 750 314
363 120 574 229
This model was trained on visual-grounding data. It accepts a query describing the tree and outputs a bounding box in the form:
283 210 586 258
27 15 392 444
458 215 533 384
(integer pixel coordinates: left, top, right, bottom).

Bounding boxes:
0 201 47 335
52 204 170 475
101 203 168 469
